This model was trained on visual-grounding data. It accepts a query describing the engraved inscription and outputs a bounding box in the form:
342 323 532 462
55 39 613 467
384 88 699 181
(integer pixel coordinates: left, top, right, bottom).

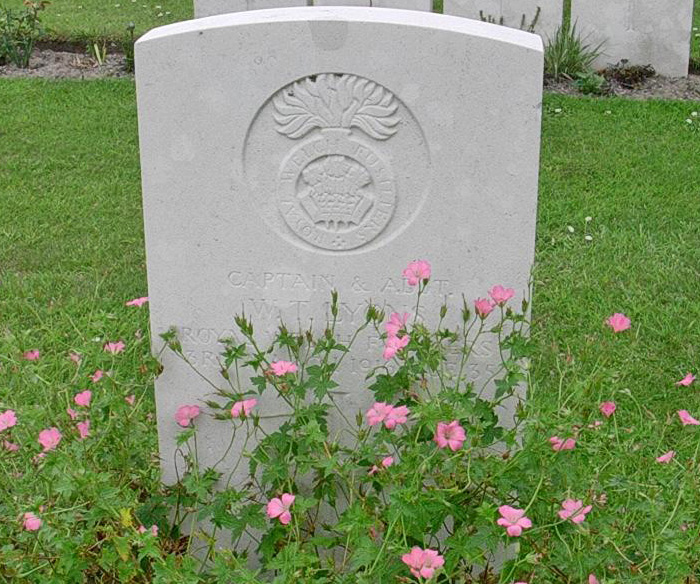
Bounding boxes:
273 74 401 251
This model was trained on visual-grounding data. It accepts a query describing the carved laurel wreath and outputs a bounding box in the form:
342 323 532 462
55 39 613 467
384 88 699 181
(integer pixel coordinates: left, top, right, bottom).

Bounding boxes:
273 74 401 141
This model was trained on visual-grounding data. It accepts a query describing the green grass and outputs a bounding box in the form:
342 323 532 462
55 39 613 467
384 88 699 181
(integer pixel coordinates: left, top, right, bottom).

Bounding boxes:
1 0 193 41
1 80 700 580
530 96 700 578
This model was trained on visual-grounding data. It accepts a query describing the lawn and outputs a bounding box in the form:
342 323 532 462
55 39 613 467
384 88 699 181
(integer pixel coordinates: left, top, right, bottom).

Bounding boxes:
1 0 193 41
1 77 699 581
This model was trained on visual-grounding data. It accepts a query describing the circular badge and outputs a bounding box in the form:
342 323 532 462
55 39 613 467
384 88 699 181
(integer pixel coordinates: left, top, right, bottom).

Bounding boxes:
243 73 429 253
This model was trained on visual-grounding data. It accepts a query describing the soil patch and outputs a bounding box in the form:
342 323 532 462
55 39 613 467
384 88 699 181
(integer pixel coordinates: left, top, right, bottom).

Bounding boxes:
0 49 129 80
545 73 700 101
2 48 700 102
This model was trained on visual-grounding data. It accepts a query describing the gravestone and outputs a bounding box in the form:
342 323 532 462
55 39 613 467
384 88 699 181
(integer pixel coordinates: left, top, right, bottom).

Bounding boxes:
571 0 694 77
195 0 306 18
444 0 562 41
195 0 431 18
136 5 542 510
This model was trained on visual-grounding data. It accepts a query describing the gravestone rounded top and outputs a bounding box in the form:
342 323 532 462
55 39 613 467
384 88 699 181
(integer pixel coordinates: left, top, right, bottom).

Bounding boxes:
138 6 543 54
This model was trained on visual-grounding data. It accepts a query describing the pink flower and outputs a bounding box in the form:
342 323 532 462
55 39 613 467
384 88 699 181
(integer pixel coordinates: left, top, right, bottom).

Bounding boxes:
366 403 409 429
0 410 17 432
385 405 409 429
69 352 82 364
606 313 631 333
678 410 700 426
90 370 104 383
383 334 410 360
401 546 445 579
369 456 395 475
656 450 675 463
474 298 495 318
269 361 297 376
175 405 200 427
104 341 125 354
23 512 42 531
66 408 78 420
267 493 295 525
231 398 257 418
434 420 466 451
599 401 616 418
558 499 592 524
549 436 576 451
3 440 19 452
126 296 149 307
589 576 599 584
138 524 158 536
385 312 410 338
676 373 696 387
497 505 532 537
125 395 135 406
74 390 92 407
76 420 90 440
38 427 62 451
23 350 40 361
488 285 515 306
366 402 393 426
402 260 432 286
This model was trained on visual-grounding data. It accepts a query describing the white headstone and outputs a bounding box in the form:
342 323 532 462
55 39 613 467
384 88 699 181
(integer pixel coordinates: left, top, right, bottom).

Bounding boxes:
314 0 433 9
314 0 369 5
136 7 542 492
571 0 694 77
195 0 306 18
444 0 562 41
195 0 431 18
375 0 432 9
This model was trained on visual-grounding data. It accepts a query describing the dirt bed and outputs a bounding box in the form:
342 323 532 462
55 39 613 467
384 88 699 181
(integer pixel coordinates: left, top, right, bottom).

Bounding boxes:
546 74 700 101
2 48 700 101
0 49 129 80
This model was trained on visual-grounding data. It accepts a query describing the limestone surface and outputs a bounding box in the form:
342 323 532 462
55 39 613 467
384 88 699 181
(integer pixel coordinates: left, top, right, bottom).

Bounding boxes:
571 0 694 77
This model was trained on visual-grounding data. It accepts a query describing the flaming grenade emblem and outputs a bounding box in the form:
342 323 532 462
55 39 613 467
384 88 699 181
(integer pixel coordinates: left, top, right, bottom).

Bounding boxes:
274 74 400 251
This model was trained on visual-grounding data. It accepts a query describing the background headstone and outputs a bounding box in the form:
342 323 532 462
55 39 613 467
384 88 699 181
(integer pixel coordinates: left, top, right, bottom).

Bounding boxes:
374 0 432 9
571 0 694 77
444 0 563 41
136 7 542 494
195 0 306 18
195 0 431 18
314 0 369 6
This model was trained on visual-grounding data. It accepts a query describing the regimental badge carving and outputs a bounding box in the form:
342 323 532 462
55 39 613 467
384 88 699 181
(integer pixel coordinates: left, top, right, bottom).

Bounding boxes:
273 74 401 251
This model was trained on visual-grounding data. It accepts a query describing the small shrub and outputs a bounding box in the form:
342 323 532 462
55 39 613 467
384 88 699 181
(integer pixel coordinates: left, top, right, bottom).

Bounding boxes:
121 21 136 73
0 0 48 68
574 71 608 95
544 22 603 81
86 38 107 66
603 59 655 88
690 56 700 75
